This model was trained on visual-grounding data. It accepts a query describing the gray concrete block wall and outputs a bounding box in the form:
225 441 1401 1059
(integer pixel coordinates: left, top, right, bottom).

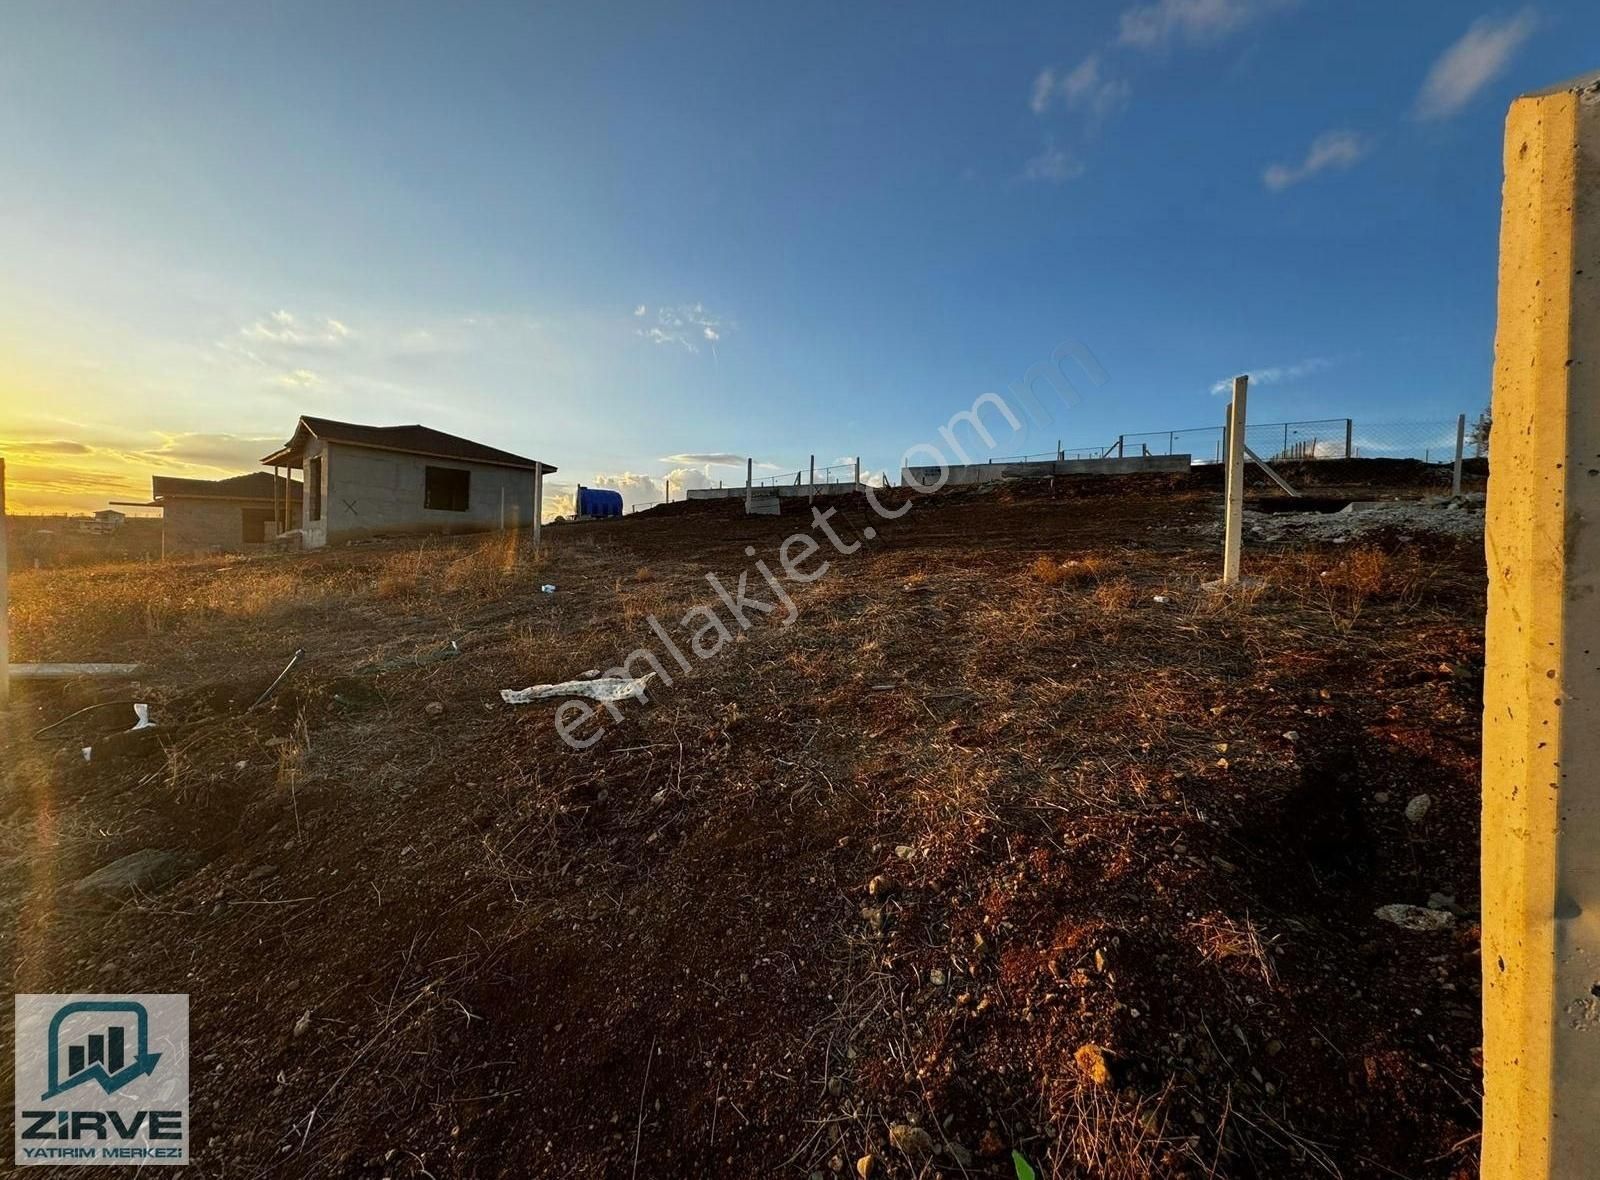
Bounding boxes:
164 499 262 556
899 454 1191 486
303 441 536 547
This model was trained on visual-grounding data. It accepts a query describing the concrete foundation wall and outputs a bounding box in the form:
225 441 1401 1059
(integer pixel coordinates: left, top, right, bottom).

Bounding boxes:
301 441 536 548
164 498 277 557
900 454 1191 487
686 482 866 500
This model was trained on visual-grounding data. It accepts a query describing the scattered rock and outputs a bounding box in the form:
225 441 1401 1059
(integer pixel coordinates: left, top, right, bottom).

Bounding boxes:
1404 794 1433 823
424 701 445 718
928 968 946 986
1282 730 1300 742
867 875 895 900
246 864 278 882
1376 904 1455 932
73 849 181 897
1373 791 1391 804
1075 1043 1114 1086
293 1010 313 1038
1428 892 1468 916
889 1124 934 1157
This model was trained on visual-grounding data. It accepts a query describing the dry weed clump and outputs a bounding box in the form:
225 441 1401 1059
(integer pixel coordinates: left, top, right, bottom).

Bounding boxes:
1029 554 1108 587
1091 577 1136 613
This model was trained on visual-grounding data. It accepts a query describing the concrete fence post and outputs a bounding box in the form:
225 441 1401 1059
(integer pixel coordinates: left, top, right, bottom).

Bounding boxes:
1117 435 1125 458
1481 72 1600 1180
745 458 752 513
853 457 861 488
809 455 815 502
0 457 8 704
532 463 544 546
1221 376 1248 585
1344 419 1353 459
1452 412 1467 496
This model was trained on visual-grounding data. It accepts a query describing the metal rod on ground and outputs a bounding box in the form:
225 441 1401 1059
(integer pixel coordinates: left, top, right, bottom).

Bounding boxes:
1481 77 1600 1180
1452 412 1467 496
1222 375 1248 585
249 649 306 711
1 456 8 705
745 458 752 513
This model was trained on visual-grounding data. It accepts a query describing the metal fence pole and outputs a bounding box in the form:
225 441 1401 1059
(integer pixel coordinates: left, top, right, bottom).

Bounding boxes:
809 455 815 502
1344 419 1353 459
854 457 860 488
745 458 752 513
533 463 544 545
1452 412 1467 496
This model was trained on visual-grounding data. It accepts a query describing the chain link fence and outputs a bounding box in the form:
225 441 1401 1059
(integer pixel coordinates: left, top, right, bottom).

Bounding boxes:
1115 419 1353 464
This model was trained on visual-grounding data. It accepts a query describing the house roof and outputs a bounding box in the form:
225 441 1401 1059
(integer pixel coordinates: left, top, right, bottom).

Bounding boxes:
150 472 303 504
260 415 556 473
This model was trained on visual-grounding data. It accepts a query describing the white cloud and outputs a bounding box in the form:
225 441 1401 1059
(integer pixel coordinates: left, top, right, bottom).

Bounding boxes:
1023 142 1086 183
637 302 730 354
1262 130 1368 190
1208 356 1332 395
1030 55 1132 120
590 471 662 512
1118 0 1285 49
633 304 648 317
239 310 352 349
1414 11 1537 121
662 452 746 467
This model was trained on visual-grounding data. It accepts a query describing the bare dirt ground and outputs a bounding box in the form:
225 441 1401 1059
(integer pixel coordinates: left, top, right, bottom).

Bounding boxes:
0 463 1487 1179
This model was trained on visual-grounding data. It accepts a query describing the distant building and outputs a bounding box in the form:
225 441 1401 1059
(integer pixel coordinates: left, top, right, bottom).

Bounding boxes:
142 473 302 556
94 509 126 528
260 416 555 550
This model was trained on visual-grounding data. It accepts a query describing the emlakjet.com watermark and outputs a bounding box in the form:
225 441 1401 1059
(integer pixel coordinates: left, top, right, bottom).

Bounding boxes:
13 994 190 1167
554 338 1104 749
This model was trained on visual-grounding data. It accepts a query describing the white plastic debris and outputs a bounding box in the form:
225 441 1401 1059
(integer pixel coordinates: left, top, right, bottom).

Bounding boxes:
131 703 154 730
500 673 656 705
1152 595 1171 605
540 584 557 594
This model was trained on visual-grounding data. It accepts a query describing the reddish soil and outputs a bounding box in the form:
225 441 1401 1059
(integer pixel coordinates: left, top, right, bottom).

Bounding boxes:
1 466 1486 1178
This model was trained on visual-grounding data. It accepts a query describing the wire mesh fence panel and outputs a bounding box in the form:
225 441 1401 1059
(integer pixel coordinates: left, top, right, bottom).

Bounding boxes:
1347 420 1470 462
1121 419 1352 463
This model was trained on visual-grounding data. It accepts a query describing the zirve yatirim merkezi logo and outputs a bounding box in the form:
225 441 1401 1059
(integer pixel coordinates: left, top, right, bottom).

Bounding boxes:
13 994 189 1167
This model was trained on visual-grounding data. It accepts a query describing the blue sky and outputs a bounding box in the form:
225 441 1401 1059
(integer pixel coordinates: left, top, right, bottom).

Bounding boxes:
1 1 1593 512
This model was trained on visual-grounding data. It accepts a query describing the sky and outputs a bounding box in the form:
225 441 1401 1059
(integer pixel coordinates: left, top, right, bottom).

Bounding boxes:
1 1 1594 515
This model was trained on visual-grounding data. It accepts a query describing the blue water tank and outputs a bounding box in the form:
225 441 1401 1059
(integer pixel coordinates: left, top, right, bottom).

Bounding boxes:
575 486 624 519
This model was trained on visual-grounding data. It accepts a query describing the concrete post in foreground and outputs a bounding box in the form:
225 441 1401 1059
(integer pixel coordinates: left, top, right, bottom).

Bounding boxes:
1 457 9 704
1452 412 1467 497
1482 70 1600 1180
1221 376 1247 584
532 463 544 546
745 458 752 513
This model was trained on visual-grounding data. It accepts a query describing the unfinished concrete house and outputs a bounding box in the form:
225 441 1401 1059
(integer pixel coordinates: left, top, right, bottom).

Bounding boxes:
260 416 554 549
141 473 302 557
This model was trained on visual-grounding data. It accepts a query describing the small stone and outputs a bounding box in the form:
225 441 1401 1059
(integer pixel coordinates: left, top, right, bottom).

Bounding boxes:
928 968 946 986
826 1076 842 1097
867 875 895 899
246 864 278 882
1075 1043 1114 1086
1282 730 1300 742
292 1010 313 1038
424 701 445 718
1404 794 1432 823
889 1124 934 1157
1376 904 1454 932
1373 791 1391 803
73 849 181 897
